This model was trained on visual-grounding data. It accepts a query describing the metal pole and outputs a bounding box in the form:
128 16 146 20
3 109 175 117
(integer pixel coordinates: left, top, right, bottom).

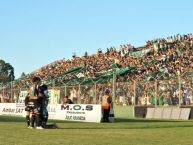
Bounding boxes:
112 70 116 104
94 83 97 104
178 74 181 108
0 86 2 103
64 84 67 96
133 80 136 118
52 79 55 89
3 85 4 102
78 84 81 104
155 80 157 108
10 82 13 103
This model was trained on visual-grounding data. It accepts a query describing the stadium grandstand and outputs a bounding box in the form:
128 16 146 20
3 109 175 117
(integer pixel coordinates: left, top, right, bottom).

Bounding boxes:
0 34 193 106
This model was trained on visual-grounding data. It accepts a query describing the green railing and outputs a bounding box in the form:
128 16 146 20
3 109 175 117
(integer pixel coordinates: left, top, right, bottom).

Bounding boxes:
0 72 192 108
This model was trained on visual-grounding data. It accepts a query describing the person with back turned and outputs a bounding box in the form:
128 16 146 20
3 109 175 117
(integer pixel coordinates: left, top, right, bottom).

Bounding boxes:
102 89 112 122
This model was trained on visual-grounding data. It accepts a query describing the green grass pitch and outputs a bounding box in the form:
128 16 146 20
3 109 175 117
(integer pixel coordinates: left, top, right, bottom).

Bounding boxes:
1 106 193 145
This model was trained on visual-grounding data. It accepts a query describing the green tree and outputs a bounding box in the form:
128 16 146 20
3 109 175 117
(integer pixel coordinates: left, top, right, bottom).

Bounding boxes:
0 59 15 83
84 51 88 57
20 72 26 78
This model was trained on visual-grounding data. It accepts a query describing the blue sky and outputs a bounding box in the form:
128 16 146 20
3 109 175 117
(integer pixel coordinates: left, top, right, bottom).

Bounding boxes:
0 0 193 79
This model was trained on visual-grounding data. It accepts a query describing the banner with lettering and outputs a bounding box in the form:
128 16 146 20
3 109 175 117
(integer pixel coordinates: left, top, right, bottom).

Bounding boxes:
17 89 60 104
48 90 60 104
18 91 28 103
0 103 26 117
0 103 102 123
49 104 102 123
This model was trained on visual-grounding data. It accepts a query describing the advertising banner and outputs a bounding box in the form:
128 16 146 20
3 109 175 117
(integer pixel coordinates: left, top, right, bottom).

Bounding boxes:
17 89 60 104
18 91 28 103
0 103 102 123
0 103 26 117
49 104 102 123
48 90 60 104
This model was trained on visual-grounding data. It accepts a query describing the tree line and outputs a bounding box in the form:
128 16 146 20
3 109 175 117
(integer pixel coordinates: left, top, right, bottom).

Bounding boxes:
0 59 14 83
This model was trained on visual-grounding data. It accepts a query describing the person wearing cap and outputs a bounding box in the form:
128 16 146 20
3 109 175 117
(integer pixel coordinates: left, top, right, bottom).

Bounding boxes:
102 89 112 122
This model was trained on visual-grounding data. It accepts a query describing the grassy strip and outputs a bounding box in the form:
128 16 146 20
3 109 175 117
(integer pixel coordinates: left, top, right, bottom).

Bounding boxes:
1 115 193 145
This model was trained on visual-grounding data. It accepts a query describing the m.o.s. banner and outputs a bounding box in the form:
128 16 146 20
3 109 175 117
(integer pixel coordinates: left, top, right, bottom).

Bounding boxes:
49 104 102 123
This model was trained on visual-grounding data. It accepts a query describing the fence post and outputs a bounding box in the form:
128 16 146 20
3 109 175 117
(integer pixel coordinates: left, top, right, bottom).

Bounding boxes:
155 80 157 108
3 85 5 102
178 74 181 108
78 84 81 104
94 83 97 104
64 84 67 96
10 82 13 103
133 80 136 118
0 85 2 102
112 71 116 103
52 79 55 89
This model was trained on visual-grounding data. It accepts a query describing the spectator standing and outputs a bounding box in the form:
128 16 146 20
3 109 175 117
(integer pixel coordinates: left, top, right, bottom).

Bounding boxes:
62 95 73 104
102 89 112 122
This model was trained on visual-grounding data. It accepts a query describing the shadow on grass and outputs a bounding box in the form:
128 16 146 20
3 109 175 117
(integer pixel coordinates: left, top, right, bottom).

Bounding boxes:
0 115 190 123
115 118 183 123
0 116 84 124
57 123 193 130
0 116 25 122
1 116 193 130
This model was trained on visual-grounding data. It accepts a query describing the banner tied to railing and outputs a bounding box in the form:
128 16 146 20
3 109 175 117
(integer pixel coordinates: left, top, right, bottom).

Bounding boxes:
0 103 102 123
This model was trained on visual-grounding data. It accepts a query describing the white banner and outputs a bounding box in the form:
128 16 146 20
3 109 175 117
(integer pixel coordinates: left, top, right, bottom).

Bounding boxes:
17 89 60 104
0 103 26 117
50 104 102 123
48 90 60 104
0 103 102 123
18 91 28 103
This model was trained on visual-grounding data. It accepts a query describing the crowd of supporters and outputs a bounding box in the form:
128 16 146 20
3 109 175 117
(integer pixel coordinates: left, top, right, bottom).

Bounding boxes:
0 34 193 105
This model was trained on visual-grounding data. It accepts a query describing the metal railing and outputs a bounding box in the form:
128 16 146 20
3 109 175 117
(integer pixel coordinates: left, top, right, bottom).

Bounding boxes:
0 72 192 107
